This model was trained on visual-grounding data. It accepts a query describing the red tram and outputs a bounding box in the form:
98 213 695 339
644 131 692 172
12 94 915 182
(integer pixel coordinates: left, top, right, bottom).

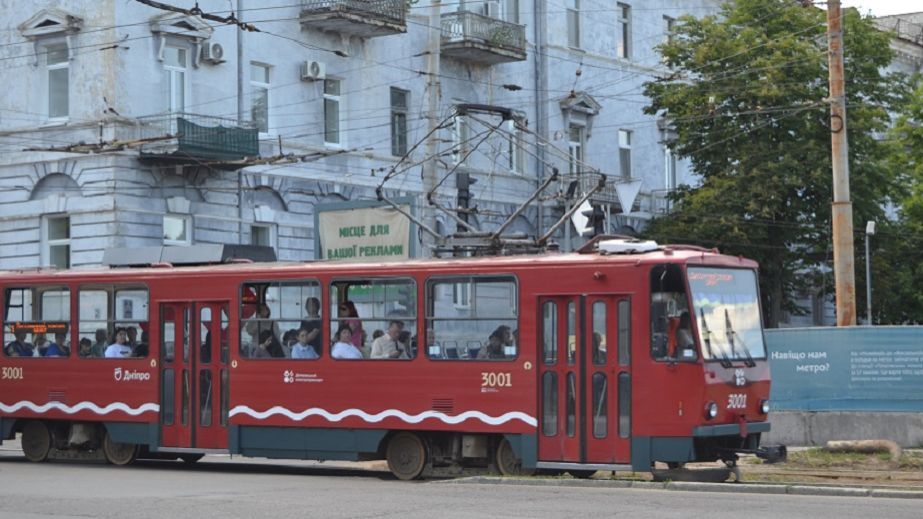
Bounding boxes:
0 240 784 479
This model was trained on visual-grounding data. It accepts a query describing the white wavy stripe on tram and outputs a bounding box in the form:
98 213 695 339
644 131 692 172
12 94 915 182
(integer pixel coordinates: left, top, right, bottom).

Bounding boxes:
0 401 159 416
229 406 538 427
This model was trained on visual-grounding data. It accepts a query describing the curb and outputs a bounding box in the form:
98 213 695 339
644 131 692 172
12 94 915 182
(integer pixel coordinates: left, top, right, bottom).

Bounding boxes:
437 476 923 499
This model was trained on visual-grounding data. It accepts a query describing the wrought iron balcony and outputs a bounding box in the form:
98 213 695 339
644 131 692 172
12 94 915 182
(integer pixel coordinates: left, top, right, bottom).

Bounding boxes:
136 113 259 165
300 0 406 38
441 11 526 65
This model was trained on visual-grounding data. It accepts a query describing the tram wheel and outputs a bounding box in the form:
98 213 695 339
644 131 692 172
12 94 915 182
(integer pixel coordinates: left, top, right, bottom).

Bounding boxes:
495 437 535 477
21 421 52 463
666 462 686 470
567 469 596 479
102 432 139 466
386 432 427 480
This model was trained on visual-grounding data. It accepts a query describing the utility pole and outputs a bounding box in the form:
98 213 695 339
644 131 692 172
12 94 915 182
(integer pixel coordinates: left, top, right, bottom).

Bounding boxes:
421 0 442 258
827 0 856 326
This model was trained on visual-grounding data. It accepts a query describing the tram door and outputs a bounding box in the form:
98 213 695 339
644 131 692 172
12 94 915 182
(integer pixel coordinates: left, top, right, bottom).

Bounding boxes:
537 295 632 464
159 301 230 450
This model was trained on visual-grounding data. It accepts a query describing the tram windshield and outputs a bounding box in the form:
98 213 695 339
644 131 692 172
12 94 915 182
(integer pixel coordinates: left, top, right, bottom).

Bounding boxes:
688 267 766 362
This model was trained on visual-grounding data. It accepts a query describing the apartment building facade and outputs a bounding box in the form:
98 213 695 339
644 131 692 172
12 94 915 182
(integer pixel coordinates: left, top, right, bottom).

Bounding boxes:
0 0 717 268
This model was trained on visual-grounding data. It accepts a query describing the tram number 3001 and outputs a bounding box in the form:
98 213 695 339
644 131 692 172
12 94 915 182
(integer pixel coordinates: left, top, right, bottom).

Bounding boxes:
727 393 747 409
481 372 512 388
1 367 24 380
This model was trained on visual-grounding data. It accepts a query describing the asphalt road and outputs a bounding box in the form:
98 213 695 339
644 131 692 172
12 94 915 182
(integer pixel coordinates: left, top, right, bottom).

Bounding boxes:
0 444 919 518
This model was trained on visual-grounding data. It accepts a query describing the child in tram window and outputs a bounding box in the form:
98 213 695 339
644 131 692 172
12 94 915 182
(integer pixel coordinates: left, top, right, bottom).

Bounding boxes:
291 328 319 360
78 338 93 358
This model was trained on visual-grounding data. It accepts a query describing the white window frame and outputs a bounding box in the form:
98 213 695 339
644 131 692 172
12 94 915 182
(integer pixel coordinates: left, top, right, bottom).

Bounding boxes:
617 3 631 59
453 282 471 309
324 78 343 147
42 214 70 269
665 147 677 190
452 114 469 165
164 45 188 114
250 62 271 135
507 119 524 174
568 125 585 175
664 15 676 44
566 0 580 49
250 223 276 249
619 129 632 179
45 44 69 121
163 214 192 246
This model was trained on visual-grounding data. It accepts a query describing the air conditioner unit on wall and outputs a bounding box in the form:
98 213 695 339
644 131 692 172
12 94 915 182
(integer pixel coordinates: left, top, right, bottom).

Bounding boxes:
201 42 225 64
300 60 326 81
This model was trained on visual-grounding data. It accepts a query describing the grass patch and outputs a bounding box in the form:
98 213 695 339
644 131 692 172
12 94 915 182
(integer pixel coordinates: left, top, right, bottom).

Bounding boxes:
784 448 922 469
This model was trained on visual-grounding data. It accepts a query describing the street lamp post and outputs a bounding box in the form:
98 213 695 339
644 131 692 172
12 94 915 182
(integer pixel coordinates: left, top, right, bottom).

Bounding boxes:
865 221 876 325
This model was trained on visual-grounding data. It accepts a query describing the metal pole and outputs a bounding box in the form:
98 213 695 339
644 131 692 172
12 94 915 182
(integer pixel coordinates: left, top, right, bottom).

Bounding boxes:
421 0 442 258
865 231 871 325
237 0 245 245
827 0 856 326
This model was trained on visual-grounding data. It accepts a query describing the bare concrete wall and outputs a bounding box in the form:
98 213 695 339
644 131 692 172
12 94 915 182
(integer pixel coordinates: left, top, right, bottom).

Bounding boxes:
763 411 923 448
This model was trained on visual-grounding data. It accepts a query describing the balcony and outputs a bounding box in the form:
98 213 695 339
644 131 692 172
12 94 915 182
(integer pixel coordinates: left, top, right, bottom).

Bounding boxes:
300 0 406 38
136 113 259 166
441 11 526 65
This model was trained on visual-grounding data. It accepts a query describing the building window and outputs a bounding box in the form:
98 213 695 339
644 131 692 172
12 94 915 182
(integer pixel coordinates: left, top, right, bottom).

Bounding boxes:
163 214 191 245
484 0 518 23
507 119 524 174
250 224 274 248
43 215 70 269
250 63 270 133
617 3 631 59
164 46 187 113
619 129 632 179
390 87 409 157
324 79 342 146
566 0 580 48
568 125 585 175
452 114 469 165
665 147 677 189
46 45 69 119
664 15 676 44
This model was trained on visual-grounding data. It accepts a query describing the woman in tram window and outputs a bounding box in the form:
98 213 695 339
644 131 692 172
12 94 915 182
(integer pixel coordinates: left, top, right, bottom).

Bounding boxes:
253 329 284 359
337 301 364 351
478 325 513 360
331 325 362 360
245 303 282 346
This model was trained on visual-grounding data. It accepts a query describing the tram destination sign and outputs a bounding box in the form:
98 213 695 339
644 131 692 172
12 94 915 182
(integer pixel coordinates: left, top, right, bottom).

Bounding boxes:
317 204 411 263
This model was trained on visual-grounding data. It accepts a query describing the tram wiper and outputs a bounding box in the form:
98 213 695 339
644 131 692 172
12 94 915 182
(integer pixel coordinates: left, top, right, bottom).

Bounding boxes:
698 308 717 361
725 309 756 368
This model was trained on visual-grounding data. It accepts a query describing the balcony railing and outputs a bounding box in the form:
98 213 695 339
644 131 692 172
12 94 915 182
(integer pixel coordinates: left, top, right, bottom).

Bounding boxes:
300 0 406 38
136 113 259 163
441 11 526 64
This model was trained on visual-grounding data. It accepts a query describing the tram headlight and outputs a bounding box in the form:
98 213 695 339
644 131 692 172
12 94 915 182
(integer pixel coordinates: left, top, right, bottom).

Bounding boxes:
760 399 770 414
705 401 718 420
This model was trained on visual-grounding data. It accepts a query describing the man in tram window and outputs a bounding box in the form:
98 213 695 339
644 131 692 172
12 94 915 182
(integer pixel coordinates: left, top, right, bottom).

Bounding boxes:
299 297 323 353
245 303 282 347
370 320 406 359
4 328 34 357
44 331 70 357
478 325 513 360
105 327 132 358
91 328 108 358
126 326 138 348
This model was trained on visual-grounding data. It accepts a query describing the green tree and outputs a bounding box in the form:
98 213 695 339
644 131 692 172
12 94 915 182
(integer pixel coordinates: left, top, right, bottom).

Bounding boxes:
642 0 906 327
870 80 923 323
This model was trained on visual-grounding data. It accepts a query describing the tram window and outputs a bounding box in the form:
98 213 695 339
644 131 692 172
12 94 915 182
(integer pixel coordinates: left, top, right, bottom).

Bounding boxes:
650 264 695 362
566 372 576 437
199 370 212 427
618 372 631 439
240 281 322 360
542 372 558 436
162 368 175 426
77 287 149 359
542 301 557 365
618 300 631 366
592 372 608 438
3 287 71 358
566 301 576 365
425 276 517 361
592 301 606 365
329 278 416 360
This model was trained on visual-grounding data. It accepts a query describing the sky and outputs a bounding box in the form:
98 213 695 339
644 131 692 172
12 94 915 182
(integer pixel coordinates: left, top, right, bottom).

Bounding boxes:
842 1 922 17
